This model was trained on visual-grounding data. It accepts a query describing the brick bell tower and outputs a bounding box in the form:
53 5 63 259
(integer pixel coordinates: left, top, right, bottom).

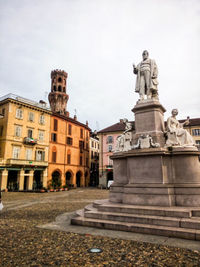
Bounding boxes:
48 69 69 115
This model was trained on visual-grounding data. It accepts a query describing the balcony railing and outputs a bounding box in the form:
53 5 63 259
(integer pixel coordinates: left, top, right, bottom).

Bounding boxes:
24 137 37 145
7 159 48 167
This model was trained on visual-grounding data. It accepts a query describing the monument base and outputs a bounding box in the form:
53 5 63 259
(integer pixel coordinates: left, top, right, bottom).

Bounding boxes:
71 98 200 240
110 146 200 207
71 199 200 240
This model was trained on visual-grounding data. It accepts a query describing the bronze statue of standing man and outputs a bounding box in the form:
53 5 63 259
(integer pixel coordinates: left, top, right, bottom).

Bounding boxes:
133 50 158 100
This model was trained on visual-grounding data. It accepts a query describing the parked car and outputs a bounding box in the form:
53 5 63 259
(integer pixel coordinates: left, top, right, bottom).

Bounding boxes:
107 180 114 189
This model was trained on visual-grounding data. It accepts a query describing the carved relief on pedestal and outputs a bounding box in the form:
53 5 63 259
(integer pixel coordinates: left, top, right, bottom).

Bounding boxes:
132 134 160 149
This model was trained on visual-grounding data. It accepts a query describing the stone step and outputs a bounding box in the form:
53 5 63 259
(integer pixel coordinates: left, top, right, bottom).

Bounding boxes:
95 202 193 218
85 210 200 229
71 216 200 240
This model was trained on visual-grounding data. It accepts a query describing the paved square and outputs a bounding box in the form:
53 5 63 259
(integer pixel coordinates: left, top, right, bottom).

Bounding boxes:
1 189 200 266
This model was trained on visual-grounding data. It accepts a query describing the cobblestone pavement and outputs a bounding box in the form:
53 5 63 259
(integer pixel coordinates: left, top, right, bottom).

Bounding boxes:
0 189 200 266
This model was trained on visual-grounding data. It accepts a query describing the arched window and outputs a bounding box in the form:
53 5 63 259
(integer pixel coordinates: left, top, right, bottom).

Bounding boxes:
58 86 62 92
58 77 62 82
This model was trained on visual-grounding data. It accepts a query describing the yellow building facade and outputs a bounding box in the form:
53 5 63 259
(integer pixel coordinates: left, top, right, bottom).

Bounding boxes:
0 94 51 191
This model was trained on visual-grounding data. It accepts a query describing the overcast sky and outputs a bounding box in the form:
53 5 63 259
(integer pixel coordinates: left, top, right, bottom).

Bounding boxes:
0 0 199 131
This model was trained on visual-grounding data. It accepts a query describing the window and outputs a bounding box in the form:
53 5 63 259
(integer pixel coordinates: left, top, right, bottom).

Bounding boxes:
58 77 62 82
196 140 200 145
91 151 94 158
39 115 45 124
192 129 200 136
28 112 34 122
36 150 45 161
86 142 89 150
16 108 23 119
68 124 72 135
51 133 57 142
67 153 71 164
38 130 44 141
15 125 22 137
80 156 82 166
86 133 88 141
54 119 58 131
26 149 32 160
12 146 20 159
108 145 112 152
2 108 5 116
28 129 33 138
92 141 94 148
79 140 84 152
58 86 62 92
0 126 3 136
107 136 113 144
66 137 73 145
52 151 56 162
86 158 89 167
80 129 83 139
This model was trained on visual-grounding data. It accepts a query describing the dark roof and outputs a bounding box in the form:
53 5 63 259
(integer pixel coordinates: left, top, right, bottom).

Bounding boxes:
53 112 91 131
98 121 135 133
179 118 200 127
98 118 200 134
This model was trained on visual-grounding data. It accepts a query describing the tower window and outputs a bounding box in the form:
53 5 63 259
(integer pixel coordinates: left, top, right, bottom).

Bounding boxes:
58 77 62 82
58 86 62 92
63 87 65 92
53 86 56 91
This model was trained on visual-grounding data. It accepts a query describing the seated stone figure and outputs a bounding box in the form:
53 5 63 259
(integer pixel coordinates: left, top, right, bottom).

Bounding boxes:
166 109 195 147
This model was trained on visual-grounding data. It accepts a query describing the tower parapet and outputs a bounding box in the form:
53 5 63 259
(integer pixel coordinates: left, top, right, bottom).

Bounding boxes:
48 69 69 115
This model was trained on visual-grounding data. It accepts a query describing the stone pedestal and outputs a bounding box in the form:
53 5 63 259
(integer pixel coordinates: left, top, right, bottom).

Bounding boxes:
110 146 200 206
132 100 166 147
109 99 200 207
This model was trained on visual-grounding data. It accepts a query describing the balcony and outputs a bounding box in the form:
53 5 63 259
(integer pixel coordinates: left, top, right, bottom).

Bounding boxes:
24 137 37 145
7 159 48 167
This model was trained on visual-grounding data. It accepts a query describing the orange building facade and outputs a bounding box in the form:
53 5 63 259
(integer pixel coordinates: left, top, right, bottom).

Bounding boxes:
48 115 90 188
47 69 90 188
